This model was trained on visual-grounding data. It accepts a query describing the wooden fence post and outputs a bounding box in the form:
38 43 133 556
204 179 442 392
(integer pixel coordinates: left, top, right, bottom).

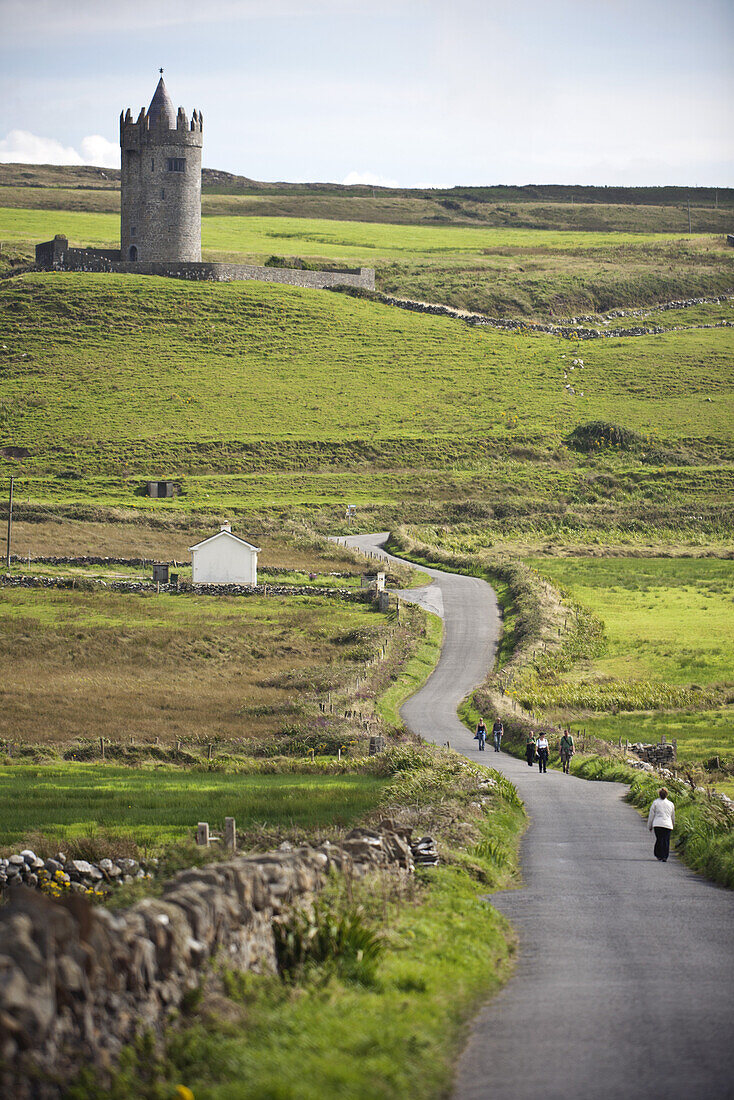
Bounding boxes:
197 822 210 847
224 817 236 852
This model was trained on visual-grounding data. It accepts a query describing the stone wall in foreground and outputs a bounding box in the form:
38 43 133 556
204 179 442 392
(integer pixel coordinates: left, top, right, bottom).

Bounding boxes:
0 823 419 1098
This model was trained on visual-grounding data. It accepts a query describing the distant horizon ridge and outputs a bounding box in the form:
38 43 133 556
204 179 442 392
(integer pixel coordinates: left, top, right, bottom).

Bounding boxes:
1 161 732 197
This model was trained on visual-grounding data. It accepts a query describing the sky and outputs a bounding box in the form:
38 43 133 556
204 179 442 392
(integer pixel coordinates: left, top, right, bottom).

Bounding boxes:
1 0 732 187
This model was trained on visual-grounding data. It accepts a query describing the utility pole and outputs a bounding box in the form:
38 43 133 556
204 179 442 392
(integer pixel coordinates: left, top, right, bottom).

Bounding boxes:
5 477 13 571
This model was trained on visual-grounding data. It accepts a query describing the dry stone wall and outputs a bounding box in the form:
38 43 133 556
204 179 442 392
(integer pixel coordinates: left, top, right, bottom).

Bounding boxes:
0 574 368 601
346 289 733 340
0 823 426 1097
630 742 677 766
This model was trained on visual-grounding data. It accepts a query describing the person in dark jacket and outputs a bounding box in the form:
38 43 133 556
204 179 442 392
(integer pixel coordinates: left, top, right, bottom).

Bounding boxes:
525 732 537 766
492 718 504 753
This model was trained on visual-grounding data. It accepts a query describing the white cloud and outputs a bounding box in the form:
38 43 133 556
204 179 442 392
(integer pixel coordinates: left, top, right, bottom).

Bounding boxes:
342 170 400 189
0 130 118 168
79 135 119 168
0 130 83 165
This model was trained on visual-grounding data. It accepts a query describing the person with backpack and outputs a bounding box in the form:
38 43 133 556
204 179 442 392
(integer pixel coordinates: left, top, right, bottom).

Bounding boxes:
525 732 537 767
475 718 487 751
492 718 504 753
559 730 575 774
648 787 676 862
536 733 550 773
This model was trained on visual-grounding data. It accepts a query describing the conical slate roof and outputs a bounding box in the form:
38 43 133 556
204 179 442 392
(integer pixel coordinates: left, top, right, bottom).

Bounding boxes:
147 76 175 128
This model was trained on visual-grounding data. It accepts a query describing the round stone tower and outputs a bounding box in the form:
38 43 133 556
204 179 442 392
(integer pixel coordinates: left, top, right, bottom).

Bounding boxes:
119 75 202 263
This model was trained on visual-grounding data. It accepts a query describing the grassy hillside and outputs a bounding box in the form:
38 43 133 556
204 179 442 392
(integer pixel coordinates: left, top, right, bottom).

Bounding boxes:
1 270 731 538
1 272 731 463
4 163 731 204
4 186 734 234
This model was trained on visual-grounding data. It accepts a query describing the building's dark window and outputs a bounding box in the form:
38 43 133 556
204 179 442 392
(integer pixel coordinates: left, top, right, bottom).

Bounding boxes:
161 189 165 199
129 245 138 261
130 226 136 237
151 158 154 171
166 158 186 172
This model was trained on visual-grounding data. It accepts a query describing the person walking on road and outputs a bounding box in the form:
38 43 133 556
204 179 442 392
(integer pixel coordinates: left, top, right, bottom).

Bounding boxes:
559 730 575 774
648 787 675 861
492 718 504 753
525 732 537 767
475 718 487 752
536 733 549 773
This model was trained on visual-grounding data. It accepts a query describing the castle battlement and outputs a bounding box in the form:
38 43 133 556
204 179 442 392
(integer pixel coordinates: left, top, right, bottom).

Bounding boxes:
119 108 203 145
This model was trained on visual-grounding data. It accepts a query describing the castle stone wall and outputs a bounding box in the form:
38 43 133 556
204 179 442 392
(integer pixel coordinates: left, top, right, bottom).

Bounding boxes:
33 243 375 290
111 261 376 289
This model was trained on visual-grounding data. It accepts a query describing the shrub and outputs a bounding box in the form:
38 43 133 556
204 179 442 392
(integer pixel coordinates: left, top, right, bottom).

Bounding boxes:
273 899 382 985
472 836 510 869
567 421 643 452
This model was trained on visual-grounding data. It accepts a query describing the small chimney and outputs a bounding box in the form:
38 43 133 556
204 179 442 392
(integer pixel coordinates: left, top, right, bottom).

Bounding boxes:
220 521 231 534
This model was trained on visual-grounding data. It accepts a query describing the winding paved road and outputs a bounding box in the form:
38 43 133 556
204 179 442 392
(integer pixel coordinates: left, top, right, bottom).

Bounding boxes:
342 533 734 1100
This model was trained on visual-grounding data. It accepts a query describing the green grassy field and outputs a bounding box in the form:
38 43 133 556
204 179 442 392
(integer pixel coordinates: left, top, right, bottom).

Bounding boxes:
519 557 734 759
4 559 360 587
1 205 697 257
573 709 733 762
529 557 734 686
0 764 388 849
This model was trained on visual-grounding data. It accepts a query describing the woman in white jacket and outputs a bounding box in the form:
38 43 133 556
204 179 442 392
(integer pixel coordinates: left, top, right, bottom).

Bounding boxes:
648 787 676 862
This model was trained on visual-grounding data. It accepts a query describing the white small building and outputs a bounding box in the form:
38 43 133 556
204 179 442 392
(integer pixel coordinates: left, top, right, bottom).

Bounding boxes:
189 523 261 585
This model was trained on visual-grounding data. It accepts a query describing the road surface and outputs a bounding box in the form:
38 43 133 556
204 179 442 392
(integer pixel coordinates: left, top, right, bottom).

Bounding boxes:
342 533 734 1100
